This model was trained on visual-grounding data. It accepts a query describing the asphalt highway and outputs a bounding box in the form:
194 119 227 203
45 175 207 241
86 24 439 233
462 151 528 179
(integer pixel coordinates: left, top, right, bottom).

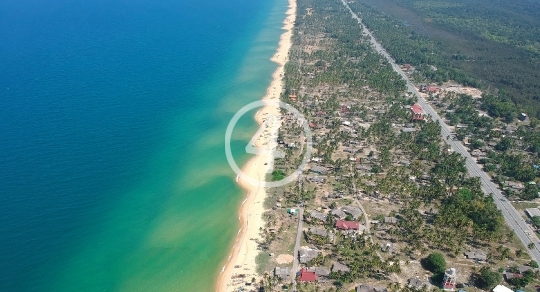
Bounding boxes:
342 0 540 262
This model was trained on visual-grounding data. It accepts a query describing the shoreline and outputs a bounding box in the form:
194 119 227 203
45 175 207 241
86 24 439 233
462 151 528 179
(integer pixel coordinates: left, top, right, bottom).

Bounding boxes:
216 0 297 290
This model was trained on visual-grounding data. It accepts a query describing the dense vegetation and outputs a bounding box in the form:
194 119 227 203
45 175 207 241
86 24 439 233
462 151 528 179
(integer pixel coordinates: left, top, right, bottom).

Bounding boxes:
347 0 540 117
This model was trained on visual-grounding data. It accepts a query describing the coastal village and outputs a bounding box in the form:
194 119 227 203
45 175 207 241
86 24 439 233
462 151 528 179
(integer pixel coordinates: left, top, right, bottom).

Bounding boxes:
222 0 540 291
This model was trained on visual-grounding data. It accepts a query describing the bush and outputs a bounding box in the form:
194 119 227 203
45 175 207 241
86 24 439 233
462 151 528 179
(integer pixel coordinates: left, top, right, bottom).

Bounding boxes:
271 170 285 181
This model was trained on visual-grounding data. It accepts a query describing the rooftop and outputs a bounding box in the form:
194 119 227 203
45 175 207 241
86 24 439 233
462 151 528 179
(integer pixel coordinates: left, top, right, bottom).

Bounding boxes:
492 285 513 292
299 269 317 282
525 208 540 218
336 220 360 230
341 205 362 219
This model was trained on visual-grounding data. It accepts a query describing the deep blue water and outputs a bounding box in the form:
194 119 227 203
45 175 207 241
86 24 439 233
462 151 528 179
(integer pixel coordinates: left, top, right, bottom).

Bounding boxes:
0 0 282 290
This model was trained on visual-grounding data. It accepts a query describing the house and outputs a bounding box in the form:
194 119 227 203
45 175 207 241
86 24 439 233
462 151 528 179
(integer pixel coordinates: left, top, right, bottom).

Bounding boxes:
505 125 518 134
525 208 540 218
426 86 439 93
503 270 521 281
344 147 357 153
464 251 487 262
299 248 319 263
311 157 323 163
342 205 362 219
493 285 514 292
356 284 388 292
305 267 330 277
519 113 528 121
309 176 325 184
332 262 350 273
357 164 372 172
471 149 485 157
401 127 417 133
298 268 317 282
331 208 347 219
310 210 328 222
384 217 398 224
410 104 424 121
309 228 333 240
506 181 525 191
518 265 533 273
310 165 329 174
289 93 297 101
408 278 425 290
335 220 360 230
274 267 291 280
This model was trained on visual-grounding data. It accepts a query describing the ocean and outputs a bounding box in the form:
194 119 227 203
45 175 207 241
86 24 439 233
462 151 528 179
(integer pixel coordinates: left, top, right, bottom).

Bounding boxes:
0 0 287 290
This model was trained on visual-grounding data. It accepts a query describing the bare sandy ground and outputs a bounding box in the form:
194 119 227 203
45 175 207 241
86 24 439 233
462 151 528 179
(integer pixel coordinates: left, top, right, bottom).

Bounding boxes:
276 254 294 264
216 0 296 291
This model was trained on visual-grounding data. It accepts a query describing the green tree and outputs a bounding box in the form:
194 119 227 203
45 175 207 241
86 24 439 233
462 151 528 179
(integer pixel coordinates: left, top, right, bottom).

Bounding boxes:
476 267 501 290
495 137 513 151
532 216 540 228
422 253 446 274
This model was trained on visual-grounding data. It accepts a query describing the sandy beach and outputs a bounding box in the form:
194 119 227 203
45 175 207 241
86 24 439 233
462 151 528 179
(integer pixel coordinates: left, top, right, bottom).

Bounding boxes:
216 0 297 291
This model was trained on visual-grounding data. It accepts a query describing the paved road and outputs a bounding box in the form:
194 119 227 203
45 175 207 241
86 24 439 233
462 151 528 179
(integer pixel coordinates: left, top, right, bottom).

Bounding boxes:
291 207 304 286
341 0 540 263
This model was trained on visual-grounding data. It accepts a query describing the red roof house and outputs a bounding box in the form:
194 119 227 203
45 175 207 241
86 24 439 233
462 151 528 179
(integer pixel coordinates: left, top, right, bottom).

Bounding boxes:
289 93 297 101
426 86 439 93
299 268 317 282
335 220 360 230
410 104 424 121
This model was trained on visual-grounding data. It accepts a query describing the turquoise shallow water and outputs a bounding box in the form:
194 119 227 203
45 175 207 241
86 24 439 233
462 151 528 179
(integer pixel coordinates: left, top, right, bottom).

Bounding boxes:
0 0 287 290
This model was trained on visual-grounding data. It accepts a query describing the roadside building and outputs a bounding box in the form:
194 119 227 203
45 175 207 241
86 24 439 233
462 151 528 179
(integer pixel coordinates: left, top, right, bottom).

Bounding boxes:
426 86 439 93
335 220 359 230
299 248 319 263
309 210 328 222
274 267 291 280
410 104 424 121
342 205 362 219
308 228 333 241
525 208 540 218
298 268 317 282
305 267 330 278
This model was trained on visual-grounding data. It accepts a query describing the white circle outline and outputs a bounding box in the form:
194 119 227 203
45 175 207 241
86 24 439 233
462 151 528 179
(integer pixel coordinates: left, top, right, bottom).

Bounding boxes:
225 100 312 188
